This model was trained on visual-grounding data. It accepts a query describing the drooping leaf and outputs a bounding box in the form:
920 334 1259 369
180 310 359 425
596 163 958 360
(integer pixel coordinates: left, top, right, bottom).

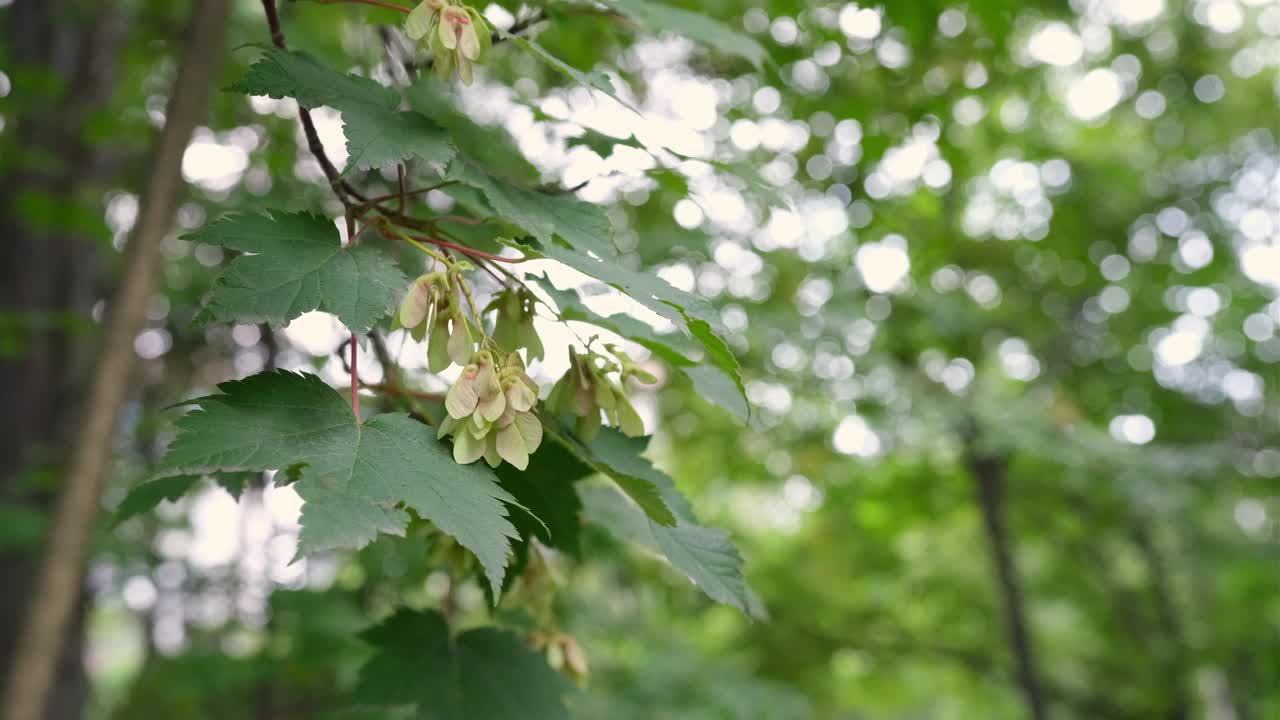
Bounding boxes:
533 277 749 422
581 484 764 618
446 158 615 258
213 471 257 500
606 0 768 69
151 370 522 595
495 440 590 557
230 46 453 169
542 419 675 526
498 31 639 114
515 240 713 333
681 365 750 424
520 244 749 419
112 472 257 527
532 277 697 367
576 430 762 617
406 82 542 186
188 212 405 332
686 319 749 422
112 475 202 527
356 608 573 719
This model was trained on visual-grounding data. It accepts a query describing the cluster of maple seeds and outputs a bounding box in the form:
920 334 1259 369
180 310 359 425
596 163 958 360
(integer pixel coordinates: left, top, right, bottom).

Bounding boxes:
395 269 656 468
393 269 474 371
440 350 543 469
548 345 652 441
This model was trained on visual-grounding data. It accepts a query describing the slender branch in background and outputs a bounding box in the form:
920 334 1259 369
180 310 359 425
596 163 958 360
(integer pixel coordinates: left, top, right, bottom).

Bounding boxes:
430 214 488 226
0 3 233 719
1132 519 1191 720
366 384 445 402
366 331 406 394
355 181 457 213
965 447 1049 720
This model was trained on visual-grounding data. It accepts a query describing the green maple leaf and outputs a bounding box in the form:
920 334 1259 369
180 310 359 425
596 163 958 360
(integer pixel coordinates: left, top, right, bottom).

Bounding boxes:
188 211 405 332
606 0 768 69
522 248 749 420
151 370 522 595
576 430 763 617
113 472 255 527
230 46 453 169
499 31 639 114
495 440 589 557
356 608 573 719
534 277 698 367
446 158 615 259
542 418 675 526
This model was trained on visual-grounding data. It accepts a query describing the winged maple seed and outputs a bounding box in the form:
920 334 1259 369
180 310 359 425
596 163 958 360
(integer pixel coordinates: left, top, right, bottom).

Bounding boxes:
404 0 491 85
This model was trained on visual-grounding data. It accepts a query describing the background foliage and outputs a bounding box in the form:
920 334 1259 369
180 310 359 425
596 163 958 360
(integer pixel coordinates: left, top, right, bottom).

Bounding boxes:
3 0 1280 717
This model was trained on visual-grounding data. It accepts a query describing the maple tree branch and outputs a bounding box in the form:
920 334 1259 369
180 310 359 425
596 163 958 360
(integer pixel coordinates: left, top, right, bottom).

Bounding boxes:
431 214 488 226
260 0 366 206
355 181 457 213
370 384 446 401
312 0 413 13
413 235 526 263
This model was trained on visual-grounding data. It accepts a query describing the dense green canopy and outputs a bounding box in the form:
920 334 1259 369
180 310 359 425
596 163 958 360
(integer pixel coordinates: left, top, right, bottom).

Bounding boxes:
2 0 1279 717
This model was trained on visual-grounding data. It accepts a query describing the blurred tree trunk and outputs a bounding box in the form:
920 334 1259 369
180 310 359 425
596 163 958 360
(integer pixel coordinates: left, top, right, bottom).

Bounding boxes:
0 3 127 718
0 2 228 719
968 452 1049 720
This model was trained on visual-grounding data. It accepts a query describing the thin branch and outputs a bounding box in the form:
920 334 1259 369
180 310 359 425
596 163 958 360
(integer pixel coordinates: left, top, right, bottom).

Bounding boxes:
312 0 412 13
370 384 445 401
260 0 365 206
413 235 526 263
341 383 445 402
431 213 489 226
966 447 1049 720
355 181 457 212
